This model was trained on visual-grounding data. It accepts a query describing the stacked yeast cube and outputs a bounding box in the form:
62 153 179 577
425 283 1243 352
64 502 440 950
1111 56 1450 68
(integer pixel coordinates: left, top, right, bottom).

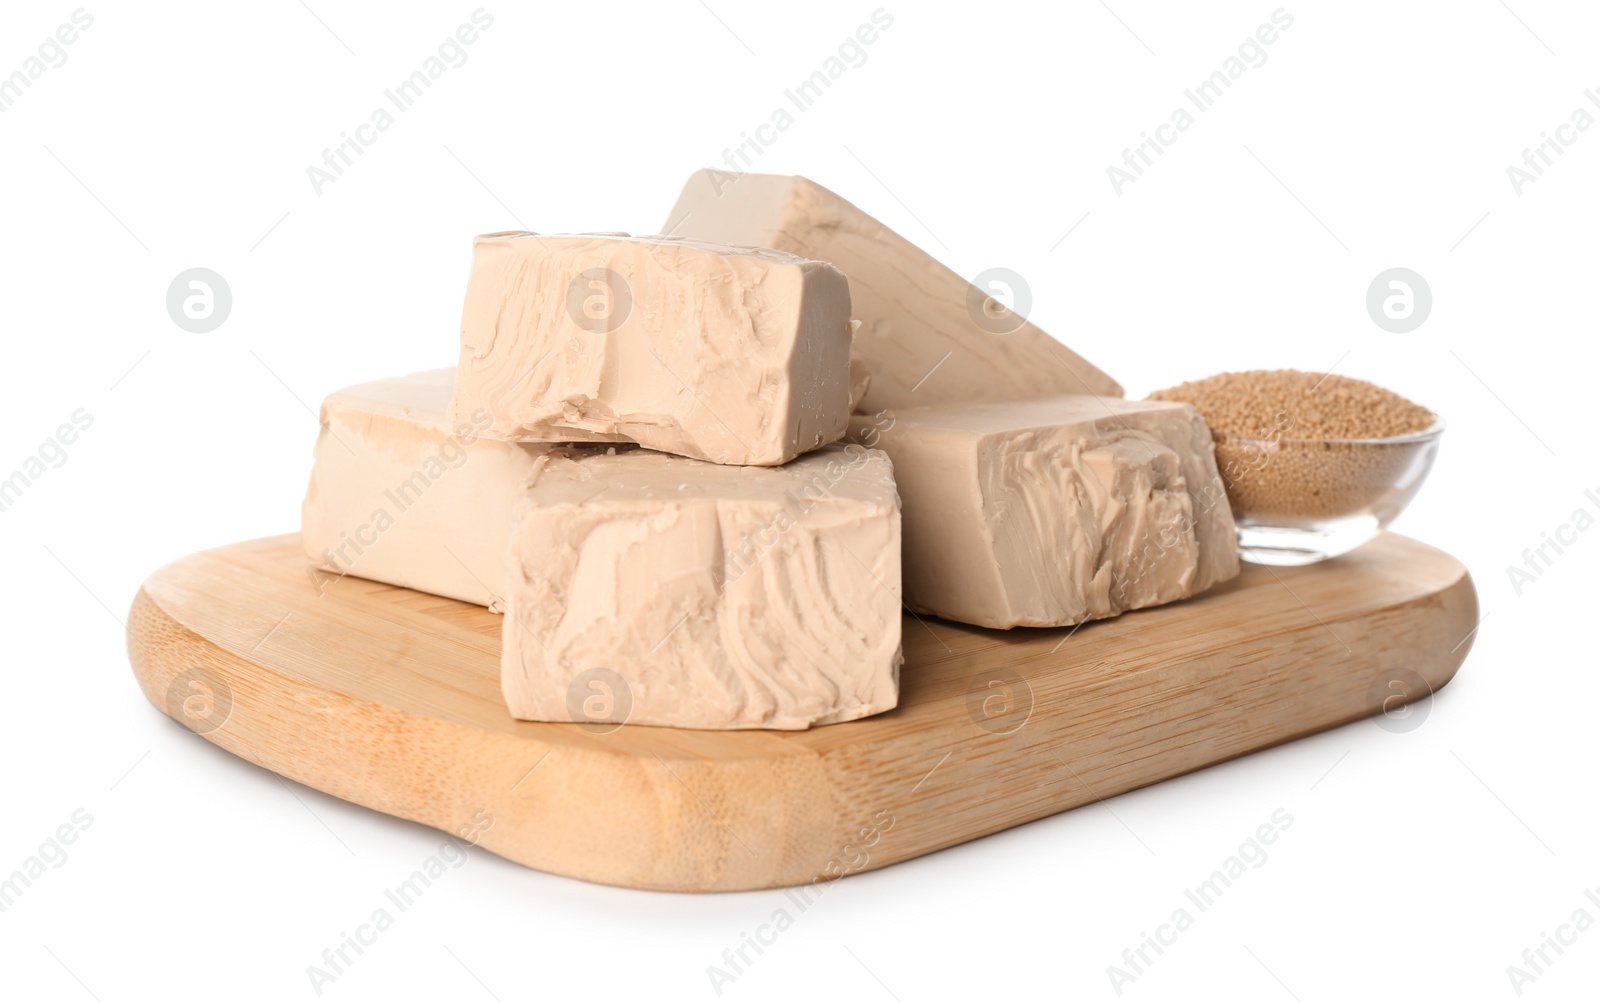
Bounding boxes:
301 171 1240 731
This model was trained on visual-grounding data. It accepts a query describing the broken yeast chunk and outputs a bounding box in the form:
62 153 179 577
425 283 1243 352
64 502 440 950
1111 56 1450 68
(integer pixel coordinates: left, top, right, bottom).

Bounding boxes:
449 232 854 466
501 444 902 730
301 369 544 608
665 170 1124 414
849 396 1238 629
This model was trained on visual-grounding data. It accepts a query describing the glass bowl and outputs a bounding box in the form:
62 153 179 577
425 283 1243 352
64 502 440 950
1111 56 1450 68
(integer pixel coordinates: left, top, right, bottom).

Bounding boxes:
1215 419 1444 565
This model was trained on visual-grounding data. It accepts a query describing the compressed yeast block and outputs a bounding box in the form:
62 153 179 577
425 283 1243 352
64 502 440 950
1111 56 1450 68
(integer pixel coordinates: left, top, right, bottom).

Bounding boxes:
849 396 1238 629
301 369 543 608
665 170 1123 414
501 444 902 730
449 231 854 466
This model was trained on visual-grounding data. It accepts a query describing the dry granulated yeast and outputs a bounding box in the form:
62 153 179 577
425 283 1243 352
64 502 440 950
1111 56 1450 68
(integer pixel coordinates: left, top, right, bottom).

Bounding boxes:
1148 370 1438 521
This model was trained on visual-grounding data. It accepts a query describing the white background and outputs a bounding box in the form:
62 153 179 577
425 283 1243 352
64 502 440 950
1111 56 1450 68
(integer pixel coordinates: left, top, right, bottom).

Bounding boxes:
1 1 1596 1000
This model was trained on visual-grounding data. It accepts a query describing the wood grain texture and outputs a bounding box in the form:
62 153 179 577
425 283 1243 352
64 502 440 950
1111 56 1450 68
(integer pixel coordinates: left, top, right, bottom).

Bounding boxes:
126 533 1477 892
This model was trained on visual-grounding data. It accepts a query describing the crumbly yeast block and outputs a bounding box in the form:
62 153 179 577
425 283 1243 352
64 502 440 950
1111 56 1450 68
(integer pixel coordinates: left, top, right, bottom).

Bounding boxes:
501 444 902 730
301 369 544 608
848 355 872 413
664 170 1124 414
449 231 854 466
849 396 1238 629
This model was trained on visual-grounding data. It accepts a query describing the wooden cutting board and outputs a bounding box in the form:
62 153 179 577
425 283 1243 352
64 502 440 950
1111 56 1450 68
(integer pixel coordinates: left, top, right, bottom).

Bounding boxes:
126 533 1477 892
